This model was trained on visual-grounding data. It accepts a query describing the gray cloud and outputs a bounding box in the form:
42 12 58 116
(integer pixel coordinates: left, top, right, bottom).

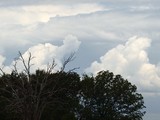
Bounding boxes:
0 0 159 7
0 1 160 119
0 0 158 4
0 2 160 71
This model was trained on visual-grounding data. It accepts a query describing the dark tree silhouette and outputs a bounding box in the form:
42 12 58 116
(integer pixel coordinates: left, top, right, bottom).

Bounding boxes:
0 52 80 120
79 71 146 120
0 52 146 120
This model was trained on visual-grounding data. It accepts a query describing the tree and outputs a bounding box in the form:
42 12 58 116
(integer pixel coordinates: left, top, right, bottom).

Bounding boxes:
79 70 146 120
0 52 146 120
0 52 80 120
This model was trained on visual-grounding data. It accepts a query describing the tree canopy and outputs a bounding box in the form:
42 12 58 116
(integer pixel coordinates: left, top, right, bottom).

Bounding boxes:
79 71 145 120
0 53 145 120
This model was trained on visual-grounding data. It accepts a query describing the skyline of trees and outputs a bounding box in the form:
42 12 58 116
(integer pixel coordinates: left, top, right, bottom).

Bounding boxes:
0 52 146 120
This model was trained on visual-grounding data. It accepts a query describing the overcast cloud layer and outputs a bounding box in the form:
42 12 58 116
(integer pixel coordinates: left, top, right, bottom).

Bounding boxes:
0 1 160 120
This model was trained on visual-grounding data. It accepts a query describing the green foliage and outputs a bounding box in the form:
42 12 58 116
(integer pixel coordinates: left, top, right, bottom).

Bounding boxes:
79 70 146 120
0 70 81 120
0 70 145 120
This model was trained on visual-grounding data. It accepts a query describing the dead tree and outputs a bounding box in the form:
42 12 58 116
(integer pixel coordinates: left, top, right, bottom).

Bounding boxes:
0 52 79 120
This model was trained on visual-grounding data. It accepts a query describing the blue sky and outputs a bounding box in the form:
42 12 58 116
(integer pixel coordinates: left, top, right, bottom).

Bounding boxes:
0 0 160 119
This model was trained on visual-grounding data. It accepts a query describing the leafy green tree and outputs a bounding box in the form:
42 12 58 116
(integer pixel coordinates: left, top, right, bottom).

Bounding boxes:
79 70 146 120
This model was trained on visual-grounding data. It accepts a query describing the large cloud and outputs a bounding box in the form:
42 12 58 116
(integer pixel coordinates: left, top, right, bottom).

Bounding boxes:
1 35 81 73
0 2 159 53
18 35 81 71
0 3 106 53
85 36 160 92
0 4 105 25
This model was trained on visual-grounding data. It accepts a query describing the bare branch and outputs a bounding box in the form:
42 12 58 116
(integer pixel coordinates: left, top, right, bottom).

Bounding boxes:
18 51 34 82
61 52 76 72
68 67 80 72
12 58 19 74
0 66 5 76
46 59 57 73
0 51 80 120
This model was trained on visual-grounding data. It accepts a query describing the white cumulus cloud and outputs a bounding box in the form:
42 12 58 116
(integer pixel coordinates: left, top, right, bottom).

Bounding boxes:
85 36 160 92
1 35 81 73
18 35 81 72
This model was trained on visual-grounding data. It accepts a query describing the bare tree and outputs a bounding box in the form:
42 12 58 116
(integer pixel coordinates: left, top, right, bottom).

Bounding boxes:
0 52 79 120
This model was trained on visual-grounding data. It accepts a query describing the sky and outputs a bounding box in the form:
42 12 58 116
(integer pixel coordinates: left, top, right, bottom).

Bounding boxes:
0 0 160 119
